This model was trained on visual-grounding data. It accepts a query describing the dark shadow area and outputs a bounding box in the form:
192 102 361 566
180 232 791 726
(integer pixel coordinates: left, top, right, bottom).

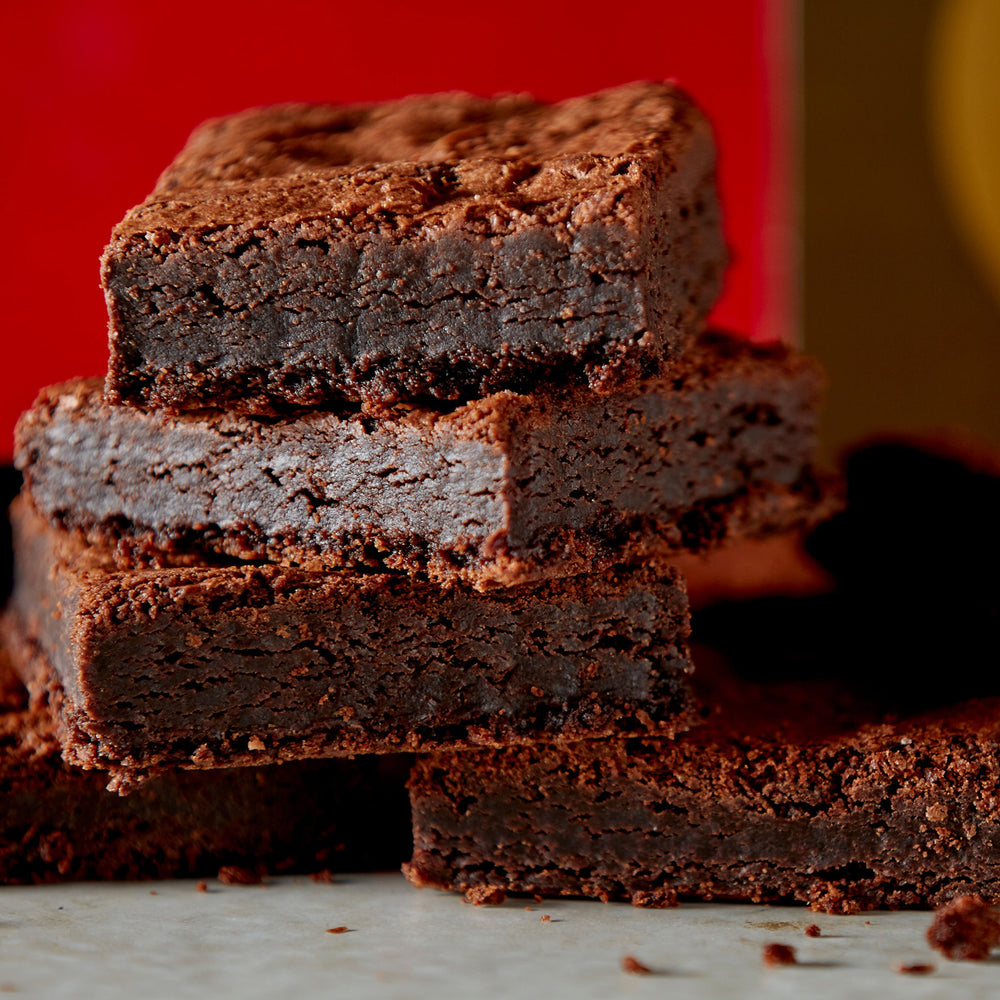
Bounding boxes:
0 467 21 605
695 436 1000 712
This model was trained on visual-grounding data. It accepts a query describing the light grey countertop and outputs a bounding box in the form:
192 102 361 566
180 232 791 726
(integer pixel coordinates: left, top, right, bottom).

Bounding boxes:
0 872 988 999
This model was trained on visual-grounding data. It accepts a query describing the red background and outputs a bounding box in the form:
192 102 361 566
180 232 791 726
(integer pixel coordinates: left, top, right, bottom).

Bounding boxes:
0 0 785 464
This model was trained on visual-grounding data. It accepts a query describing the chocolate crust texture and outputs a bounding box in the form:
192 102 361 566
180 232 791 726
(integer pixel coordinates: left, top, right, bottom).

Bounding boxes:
17 334 829 590
0 647 410 883
101 82 726 412
4 499 694 788
405 676 1000 913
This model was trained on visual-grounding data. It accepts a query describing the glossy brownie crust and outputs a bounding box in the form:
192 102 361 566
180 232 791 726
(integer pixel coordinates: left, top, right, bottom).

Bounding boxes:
102 82 725 412
0 648 410 882
406 679 1000 913
5 500 693 788
18 335 827 589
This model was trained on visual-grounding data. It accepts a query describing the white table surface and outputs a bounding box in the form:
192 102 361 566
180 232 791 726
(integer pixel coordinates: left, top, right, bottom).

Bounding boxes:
0 871 991 999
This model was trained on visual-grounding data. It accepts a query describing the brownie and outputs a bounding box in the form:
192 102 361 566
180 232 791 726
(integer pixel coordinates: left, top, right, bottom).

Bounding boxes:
17 334 830 590
0 645 410 883
405 667 1000 913
101 82 725 412
4 498 694 789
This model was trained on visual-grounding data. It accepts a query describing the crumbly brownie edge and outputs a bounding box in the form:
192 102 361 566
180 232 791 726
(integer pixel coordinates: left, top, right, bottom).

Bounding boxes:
21 471 836 590
404 701 1000 913
101 84 723 411
5 614 695 791
5 508 697 786
504 338 825 554
18 335 832 589
102 212 717 412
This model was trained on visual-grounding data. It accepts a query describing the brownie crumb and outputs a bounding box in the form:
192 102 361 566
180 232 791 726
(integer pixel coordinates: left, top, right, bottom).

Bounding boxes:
218 865 263 886
762 943 797 967
464 885 506 906
311 870 335 884
927 895 1000 961
896 963 935 975
631 887 679 909
195 881 208 893
326 926 349 934
804 924 821 938
533 894 544 903
621 955 653 976
809 882 864 915
540 915 551 923
149 890 158 896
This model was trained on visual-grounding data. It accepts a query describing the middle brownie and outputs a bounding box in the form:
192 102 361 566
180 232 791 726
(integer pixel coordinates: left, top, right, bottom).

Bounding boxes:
4 499 693 788
16 334 826 590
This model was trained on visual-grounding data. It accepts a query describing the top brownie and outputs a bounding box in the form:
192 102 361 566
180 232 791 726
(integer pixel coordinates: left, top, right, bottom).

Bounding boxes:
102 82 725 413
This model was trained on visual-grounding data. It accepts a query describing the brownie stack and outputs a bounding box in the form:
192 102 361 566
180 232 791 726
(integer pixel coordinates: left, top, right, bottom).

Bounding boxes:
406 439 1000 914
6 83 829 879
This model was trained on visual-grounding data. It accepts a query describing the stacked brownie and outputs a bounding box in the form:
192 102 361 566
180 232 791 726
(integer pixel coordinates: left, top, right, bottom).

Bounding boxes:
405 437 1000 912
6 83 831 877
405 655 1000 913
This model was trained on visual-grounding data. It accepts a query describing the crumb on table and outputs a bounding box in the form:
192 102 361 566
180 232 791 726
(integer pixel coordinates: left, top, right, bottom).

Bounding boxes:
621 955 652 975
631 887 679 909
927 895 1000 961
464 885 506 906
762 943 797 967
896 963 935 975
217 865 263 886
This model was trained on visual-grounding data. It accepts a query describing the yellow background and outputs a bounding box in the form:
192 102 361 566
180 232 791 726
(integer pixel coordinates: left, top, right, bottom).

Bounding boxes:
804 0 1000 456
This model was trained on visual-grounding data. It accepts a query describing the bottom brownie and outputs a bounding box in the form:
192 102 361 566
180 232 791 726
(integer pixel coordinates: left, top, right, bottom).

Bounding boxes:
0 647 410 884
405 663 1000 913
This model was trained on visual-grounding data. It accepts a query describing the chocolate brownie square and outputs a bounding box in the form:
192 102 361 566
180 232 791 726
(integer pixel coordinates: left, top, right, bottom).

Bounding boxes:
406 667 1000 913
101 82 725 412
4 498 694 789
18 334 830 589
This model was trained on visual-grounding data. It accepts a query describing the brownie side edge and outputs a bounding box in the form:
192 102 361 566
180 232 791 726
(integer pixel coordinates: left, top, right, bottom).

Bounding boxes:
15 377 512 570
505 336 825 554
17 336 831 590
101 84 723 411
6 500 695 786
405 693 1000 912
